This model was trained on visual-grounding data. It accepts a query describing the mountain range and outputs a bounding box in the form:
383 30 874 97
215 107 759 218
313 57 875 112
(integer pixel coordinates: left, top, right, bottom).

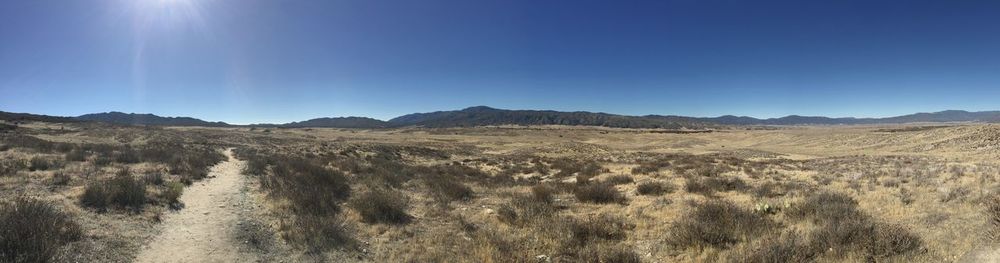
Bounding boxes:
3 107 1000 129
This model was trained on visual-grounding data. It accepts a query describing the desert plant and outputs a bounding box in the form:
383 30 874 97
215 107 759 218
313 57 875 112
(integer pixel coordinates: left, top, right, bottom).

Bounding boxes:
987 197 1000 241
603 174 634 185
80 182 111 210
266 157 351 216
668 200 778 249
636 181 673 196
108 174 147 210
574 183 627 204
92 156 112 167
144 173 165 186
284 214 354 253
726 231 814 263
685 176 749 196
80 174 147 211
50 172 71 186
785 191 860 223
28 156 53 171
566 214 633 246
531 184 557 204
162 181 184 208
424 173 474 205
0 197 82 263
349 188 410 224
575 244 642 263
64 149 88 162
497 194 557 226
0 159 27 176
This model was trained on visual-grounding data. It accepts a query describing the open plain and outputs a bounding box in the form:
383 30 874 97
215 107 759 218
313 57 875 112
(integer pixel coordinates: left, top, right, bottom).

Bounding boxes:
3 121 1000 262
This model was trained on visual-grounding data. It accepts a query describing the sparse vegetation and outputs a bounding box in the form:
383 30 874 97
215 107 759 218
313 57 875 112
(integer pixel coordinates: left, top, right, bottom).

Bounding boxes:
349 188 410 224
80 172 148 211
574 183 627 204
161 181 184 208
636 181 673 196
424 173 474 205
0 197 82 263
685 176 749 195
668 200 778 249
604 174 634 185
1 118 995 262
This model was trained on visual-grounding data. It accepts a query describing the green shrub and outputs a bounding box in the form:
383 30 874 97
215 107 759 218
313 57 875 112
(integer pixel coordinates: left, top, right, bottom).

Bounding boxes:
162 181 184 208
0 197 82 262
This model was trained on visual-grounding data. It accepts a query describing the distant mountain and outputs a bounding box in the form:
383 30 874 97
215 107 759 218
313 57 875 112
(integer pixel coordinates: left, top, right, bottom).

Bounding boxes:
7 107 1000 129
0 111 76 123
388 106 711 129
698 110 1000 125
75 112 231 127
281 117 388 128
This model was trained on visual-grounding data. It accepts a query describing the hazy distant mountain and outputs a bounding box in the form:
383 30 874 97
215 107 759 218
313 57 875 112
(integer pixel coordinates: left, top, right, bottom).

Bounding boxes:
388 106 710 129
75 112 231 127
7 108 1000 129
281 117 388 128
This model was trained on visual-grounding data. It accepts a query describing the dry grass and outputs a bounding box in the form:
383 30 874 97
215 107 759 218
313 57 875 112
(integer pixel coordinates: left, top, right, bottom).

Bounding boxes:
349 188 410 224
5 122 1000 261
0 197 82 263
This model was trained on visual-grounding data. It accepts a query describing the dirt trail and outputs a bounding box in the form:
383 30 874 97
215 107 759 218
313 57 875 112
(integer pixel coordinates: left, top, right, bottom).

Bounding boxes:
135 149 255 263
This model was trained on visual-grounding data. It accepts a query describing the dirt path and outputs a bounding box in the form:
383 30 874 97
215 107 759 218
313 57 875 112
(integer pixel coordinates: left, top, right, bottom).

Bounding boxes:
135 149 256 263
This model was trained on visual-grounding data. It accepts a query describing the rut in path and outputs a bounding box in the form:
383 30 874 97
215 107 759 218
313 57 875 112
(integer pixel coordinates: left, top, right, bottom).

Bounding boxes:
135 149 256 263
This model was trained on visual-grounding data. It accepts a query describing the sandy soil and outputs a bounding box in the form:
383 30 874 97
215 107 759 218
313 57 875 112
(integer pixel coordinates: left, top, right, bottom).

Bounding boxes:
135 149 256 263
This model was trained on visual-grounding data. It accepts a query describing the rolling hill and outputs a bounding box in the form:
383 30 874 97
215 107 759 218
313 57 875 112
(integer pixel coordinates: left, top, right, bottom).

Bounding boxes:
76 112 231 127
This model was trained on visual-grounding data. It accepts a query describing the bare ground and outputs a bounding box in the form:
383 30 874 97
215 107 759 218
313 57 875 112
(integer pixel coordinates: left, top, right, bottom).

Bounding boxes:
135 149 256 263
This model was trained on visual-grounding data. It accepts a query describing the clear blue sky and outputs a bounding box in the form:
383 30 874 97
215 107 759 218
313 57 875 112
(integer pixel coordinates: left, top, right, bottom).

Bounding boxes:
2 0 1000 124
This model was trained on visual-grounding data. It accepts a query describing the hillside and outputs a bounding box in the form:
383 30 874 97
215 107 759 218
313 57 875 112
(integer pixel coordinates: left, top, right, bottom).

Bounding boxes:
0 111 77 123
388 106 711 129
698 110 1000 125
75 112 231 127
281 117 388 128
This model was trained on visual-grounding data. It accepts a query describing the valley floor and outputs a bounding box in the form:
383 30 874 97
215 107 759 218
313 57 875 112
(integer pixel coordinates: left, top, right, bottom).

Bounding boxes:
2 122 1000 262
